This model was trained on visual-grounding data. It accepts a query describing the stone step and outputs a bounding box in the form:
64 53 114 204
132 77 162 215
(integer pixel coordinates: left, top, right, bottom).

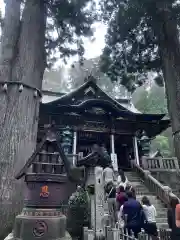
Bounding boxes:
157 223 169 228
125 174 140 178
124 171 168 226
136 198 165 206
156 218 168 223
121 172 168 219
136 195 161 201
156 211 167 218
127 178 141 182
135 190 156 195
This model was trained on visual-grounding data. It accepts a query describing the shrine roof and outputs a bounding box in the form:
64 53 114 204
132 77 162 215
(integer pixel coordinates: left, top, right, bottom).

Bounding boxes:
41 79 141 114
41 78 169 124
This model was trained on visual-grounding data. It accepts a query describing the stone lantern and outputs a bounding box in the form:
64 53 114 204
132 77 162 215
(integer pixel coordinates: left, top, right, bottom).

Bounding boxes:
13 127 74 240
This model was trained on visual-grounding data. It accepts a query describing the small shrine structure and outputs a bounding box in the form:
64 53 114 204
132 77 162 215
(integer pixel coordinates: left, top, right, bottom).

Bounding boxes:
13 127 81 240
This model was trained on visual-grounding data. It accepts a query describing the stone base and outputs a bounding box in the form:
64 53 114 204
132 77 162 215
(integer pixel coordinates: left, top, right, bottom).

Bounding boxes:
14 208 72 240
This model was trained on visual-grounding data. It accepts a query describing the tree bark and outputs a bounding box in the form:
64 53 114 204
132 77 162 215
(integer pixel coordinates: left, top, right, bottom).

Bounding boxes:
0 0 46 192
0 0 21 127
155 7 180 165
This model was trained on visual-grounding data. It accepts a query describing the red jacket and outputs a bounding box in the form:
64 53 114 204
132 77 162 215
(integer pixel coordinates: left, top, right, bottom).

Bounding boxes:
116 192 128 209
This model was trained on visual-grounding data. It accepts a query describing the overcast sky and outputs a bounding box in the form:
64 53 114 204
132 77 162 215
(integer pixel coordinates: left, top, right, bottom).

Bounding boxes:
0 1 107 66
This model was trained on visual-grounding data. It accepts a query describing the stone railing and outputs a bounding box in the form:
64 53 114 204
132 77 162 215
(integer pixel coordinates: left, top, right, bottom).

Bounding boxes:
142 156 179 171
84 225 172 240
134 163 180 206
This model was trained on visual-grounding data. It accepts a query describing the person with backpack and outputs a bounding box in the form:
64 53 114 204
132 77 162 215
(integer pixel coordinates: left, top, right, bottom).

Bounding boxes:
123 191 146 238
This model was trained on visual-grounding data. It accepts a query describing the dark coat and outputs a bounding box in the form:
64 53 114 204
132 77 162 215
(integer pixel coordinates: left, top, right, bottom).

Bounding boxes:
167 208 180 239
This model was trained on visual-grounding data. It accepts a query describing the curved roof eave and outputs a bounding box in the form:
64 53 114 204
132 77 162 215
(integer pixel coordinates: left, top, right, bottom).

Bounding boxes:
40 80 167 120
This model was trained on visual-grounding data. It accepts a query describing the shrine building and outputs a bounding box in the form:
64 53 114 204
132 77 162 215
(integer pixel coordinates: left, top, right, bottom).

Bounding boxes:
38 76 170 170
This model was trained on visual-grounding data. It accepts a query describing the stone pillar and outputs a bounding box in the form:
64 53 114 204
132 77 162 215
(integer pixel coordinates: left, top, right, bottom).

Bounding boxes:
94 166 104 237
90 195 95 230
73 130 77 165
85 167 95 230
133 136 140 166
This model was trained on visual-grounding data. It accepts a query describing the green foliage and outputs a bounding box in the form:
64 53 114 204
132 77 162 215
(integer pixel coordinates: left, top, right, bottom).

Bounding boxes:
151 135 172 157
133 84 174 156
67 187 90 240
45 0 97 66
100 0 180 91
135 84 168 114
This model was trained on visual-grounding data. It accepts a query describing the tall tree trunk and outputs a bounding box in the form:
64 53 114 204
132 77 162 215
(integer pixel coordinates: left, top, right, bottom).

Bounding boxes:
155 7 180 165
0 0 21 126
0 0 46 193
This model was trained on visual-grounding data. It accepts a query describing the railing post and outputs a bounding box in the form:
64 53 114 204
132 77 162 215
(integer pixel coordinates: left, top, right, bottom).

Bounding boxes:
141 156 148 169
173 157 179 169
87 229 94 240
144 170 151 177
112 226 119 240
83 227 89 240
158 157 164 169
162 186 172 204
106 226 112 240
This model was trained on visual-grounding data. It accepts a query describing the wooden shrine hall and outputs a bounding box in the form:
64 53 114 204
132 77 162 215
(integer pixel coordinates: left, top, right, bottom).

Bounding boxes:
38 76 170 170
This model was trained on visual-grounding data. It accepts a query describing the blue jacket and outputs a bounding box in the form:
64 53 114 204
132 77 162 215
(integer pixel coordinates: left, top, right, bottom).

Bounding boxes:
123 198 145 227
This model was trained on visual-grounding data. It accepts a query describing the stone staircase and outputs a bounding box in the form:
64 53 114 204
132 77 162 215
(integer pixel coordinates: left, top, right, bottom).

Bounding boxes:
125 171 168 229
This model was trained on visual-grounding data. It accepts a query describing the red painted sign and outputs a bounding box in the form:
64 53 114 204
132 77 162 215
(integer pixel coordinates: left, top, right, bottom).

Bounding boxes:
40 185 49 198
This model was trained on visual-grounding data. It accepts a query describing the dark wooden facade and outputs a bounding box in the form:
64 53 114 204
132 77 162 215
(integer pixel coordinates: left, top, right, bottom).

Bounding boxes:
39 79 169 136
38 77 170 169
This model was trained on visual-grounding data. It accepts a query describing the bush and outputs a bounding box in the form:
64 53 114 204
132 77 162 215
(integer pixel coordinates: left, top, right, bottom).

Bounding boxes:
67 187 90 240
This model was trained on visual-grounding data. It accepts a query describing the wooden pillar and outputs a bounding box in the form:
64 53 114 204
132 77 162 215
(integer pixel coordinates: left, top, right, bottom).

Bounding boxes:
110 132 118 172
73 130 77 165
111 134 115 154
133 136 140 166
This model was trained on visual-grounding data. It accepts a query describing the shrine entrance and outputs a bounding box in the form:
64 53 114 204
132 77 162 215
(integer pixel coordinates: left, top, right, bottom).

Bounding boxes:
77 131 111 157
115 135 134 171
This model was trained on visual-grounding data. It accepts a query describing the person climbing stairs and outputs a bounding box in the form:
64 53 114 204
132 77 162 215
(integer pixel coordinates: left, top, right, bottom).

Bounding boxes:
124 171 168 229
